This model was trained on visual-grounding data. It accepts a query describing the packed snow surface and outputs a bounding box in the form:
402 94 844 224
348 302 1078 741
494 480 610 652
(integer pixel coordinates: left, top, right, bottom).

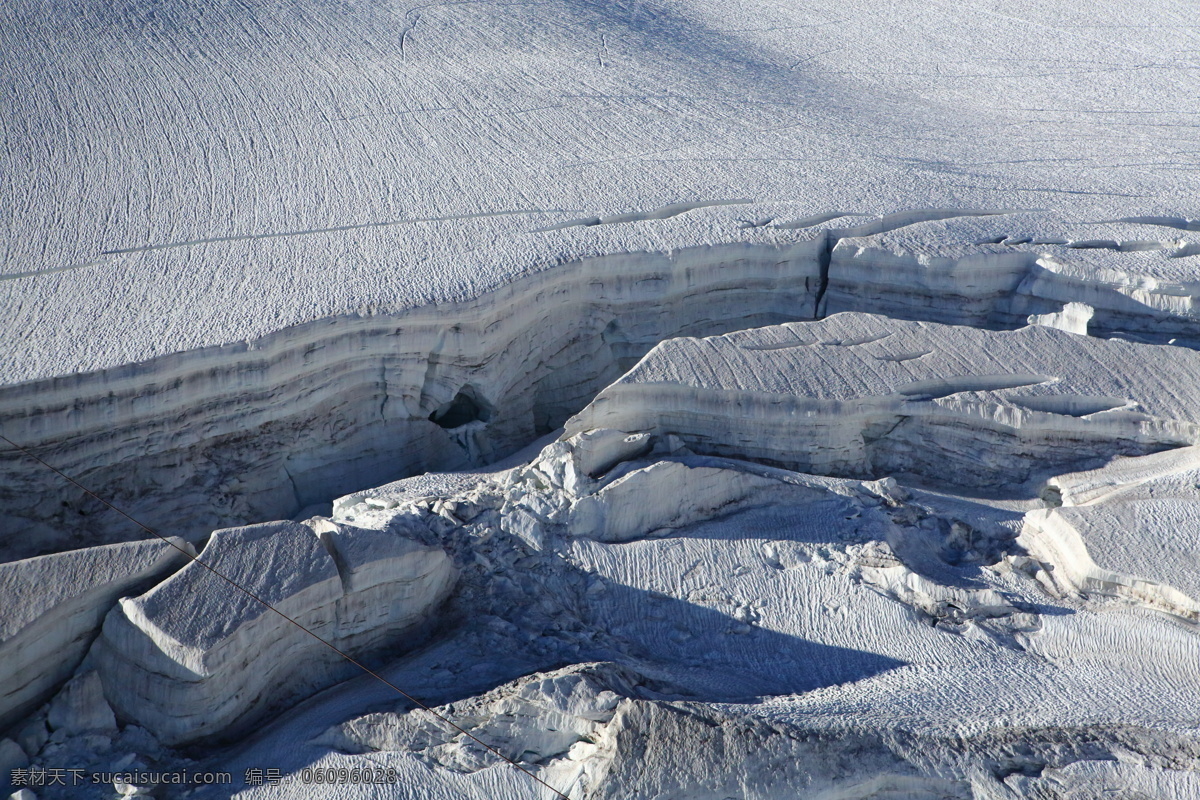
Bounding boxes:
2 0 1199 382
94 519 455 745
3 0 1200 798
568 312 1200 485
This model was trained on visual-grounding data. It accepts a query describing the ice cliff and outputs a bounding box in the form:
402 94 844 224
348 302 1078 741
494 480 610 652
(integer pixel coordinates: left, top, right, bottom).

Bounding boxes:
0 539 192 733
567 313 1200 488
4 217 1199 562
94 520 455 745
4 0 1200 796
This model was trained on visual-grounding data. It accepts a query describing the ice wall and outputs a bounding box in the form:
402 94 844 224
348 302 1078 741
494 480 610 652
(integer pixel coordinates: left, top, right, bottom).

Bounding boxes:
0 538 192 732
92 519 455 745
4 223 1199 560
0 241 821 558
566 313 1200 489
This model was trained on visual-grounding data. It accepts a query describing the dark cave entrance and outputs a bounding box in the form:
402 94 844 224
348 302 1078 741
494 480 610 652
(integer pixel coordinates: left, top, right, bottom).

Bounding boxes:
429 385 494 429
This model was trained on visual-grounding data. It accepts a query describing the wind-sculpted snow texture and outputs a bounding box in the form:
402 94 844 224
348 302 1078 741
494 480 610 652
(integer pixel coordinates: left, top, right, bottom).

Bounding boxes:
172 423 1200 800
568 313 1200 488
93 520 455 746
4 0 1200 553
0 539 192 732
4 0 1200 797
2 0 1197 383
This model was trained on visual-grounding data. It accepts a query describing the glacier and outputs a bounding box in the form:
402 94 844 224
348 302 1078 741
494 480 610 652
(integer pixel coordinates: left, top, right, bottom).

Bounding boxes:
2 0 1200 797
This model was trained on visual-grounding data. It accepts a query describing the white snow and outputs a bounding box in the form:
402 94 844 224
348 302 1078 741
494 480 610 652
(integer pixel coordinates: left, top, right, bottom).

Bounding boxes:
3 0 1196 383
3 0 1200 797
204 424 1200 799
0 538 192 732
93 520 455 745
566 313 1200 487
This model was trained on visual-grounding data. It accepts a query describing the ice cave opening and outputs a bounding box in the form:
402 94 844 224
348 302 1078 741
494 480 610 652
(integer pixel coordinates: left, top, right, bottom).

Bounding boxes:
429 385 494 429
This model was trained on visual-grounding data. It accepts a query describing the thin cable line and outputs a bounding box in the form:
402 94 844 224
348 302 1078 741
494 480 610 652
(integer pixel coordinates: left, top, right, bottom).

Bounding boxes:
0 433 569 800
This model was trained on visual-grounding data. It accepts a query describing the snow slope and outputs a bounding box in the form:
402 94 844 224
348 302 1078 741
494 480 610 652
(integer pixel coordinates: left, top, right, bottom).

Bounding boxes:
3 0 1198 382
3 0 1200 798
3 0 1200 553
